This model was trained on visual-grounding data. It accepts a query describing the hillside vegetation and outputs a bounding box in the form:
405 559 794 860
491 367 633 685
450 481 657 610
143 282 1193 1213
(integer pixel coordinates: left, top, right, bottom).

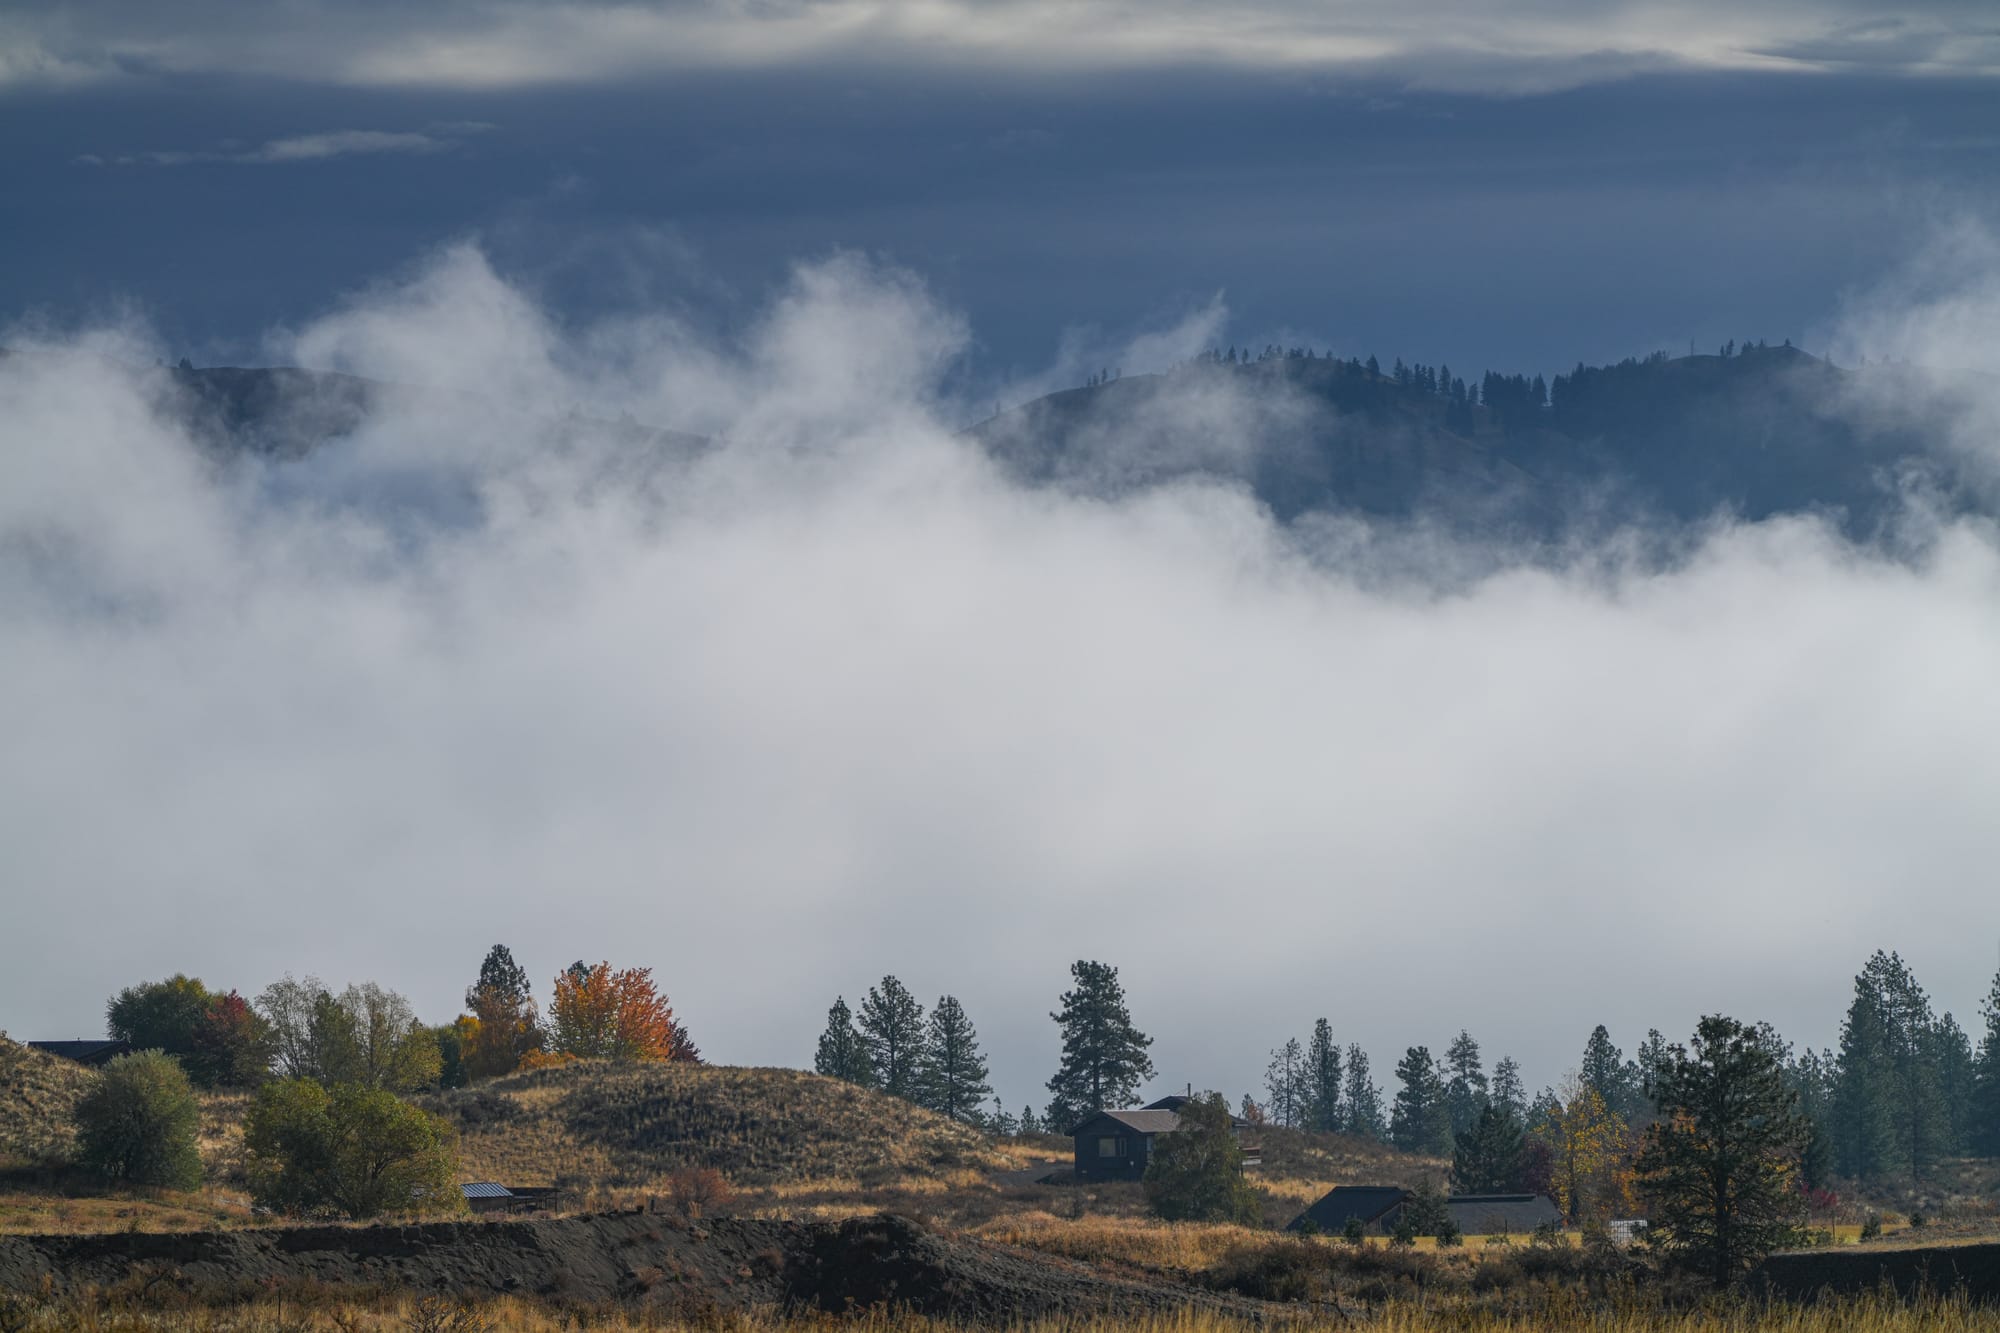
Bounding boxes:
421 1061 1019 1190
0 1037 97 1165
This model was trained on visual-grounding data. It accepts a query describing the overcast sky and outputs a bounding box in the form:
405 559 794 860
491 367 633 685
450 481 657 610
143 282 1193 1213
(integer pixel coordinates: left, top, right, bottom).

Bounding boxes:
4 2 2000 1109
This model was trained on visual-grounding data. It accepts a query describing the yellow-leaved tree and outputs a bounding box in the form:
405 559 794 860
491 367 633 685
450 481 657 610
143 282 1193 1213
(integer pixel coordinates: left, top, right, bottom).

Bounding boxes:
1538 1075 1632 1223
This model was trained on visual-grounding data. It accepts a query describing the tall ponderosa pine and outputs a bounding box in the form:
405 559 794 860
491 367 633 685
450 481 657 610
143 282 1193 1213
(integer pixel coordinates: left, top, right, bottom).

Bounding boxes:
1581 1025 1639 1120
1490 1056 1526 1121
814 997 874 1085
1974 967 2000 1156
1263 1038 1306 1128
1452 1101 1526 1194
1443 1030 1489 1137
1390 1046 1451 1155
1835 951 1950 1182
1343 1044 1385 1138
1931 1012 1976 1156
1636 1015 1809 1288
858 978 926 1097
1045 960 1154 1133
464 943 543 1078
1305 1019 1343 1132
918 995 992 1122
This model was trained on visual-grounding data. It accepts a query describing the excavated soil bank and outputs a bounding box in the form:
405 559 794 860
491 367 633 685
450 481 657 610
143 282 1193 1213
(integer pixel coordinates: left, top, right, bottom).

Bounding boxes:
1757 1241 2000 1303
0 1212 1267 1320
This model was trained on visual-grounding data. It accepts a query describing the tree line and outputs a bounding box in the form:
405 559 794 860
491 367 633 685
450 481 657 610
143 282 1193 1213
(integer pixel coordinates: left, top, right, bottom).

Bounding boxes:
816 959 1156 1136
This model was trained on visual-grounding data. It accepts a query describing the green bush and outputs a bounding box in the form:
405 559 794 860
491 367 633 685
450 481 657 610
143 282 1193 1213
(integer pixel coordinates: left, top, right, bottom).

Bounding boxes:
73 1051 202 1189
1141 1091 1261 1225
245 1078 460 1218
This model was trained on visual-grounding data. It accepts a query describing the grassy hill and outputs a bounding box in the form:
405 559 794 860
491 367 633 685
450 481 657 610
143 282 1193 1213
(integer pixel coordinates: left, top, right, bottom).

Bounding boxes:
420 1062 1023 1193
0 1037 97 1165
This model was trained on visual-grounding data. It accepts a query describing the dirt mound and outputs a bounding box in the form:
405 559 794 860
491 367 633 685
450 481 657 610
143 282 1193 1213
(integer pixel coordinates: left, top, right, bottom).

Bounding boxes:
421 1063 1010 1189
0 1211 1265 1321
1757 1240 2000 1303
0 1037 98 1165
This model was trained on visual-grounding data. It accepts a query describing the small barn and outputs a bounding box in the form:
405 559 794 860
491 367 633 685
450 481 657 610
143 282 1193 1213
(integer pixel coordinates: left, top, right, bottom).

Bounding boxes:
1071 1102 1259 1182
1287 1185 1412 1233
28 1040 132 1067
1288 1187 1564 1237
1443 1194 1563 1236
458 1182 561 1215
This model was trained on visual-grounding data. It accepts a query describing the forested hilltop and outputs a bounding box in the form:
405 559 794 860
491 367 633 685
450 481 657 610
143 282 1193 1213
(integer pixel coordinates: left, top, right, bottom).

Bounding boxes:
33 338 1987 540
973 341 1979 537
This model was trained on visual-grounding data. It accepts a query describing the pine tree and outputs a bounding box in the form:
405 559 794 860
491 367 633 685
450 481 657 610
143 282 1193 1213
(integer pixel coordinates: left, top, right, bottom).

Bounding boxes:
1443 1030 1488 1137
1636 1015 1809 1288
858 977 926 1098
1452 1101 1525 1194
1931 1012 1976 1155
1019 1104 1041 1136
1490 1056 1526 1121
1044 960 1154 1133
987 1099 1017 1136
1836 951 1949 1181
917 995 992 1123
1343 1044 1385 1138
1264 1038 1305 1128
1305 1019 1343 1133
1973 967 2000 1156
1581 1025 1634 1117
814 997 875 1086
1391 1046 1451 1155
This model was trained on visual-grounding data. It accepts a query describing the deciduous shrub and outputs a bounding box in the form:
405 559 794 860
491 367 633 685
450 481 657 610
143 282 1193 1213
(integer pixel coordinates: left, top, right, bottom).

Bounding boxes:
73 1050 202 1189
244 1078 459 1218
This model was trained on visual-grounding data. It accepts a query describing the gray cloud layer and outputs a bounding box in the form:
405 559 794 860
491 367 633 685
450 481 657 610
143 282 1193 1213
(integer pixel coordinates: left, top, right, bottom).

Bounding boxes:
5 1 2000 94
4 242 2000 1105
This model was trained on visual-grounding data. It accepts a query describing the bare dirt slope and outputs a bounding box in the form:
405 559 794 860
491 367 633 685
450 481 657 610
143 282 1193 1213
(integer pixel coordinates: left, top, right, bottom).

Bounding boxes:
0 1212 1270 1321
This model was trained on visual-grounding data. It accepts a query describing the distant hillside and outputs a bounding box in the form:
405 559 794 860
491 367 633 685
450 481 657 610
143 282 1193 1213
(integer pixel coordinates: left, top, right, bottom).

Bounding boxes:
972 342 1972 535
420 1062 1015 1190
0 1037 97 1165
26 340 1979 537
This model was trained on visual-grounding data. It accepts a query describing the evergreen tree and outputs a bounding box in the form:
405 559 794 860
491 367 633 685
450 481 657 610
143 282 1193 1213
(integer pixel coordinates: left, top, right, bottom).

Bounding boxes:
1973 967 2000 1156
464 943 543 1077
1452 1101 1525 1194
858 978 926 1097
1490 1056 1526 1121
467 944 534 1013
1390 1046 1451 1155
1931 1011 1976 1155
814 996 875 1086
1443 1030 1489 1136
1263 1037 1306 1128
1787 1046 1838 1190
917 995 992 1123
1836 951 1949 1181
987 1099 1017 1136
1019 1104 1041 1136
1343 1044 1385 1138
1305 1019 1343 1132
1044 960 1154 1133
1581 1025 1634 1116
1636 1015 1809 1288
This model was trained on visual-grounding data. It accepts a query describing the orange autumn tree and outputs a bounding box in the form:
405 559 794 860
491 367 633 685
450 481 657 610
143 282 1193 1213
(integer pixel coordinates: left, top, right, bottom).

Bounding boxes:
546 961 678 1062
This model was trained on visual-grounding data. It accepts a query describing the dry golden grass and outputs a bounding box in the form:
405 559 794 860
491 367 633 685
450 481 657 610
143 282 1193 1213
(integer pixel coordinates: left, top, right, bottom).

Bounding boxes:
0 1183 258 1236
0 1035 99 1165
971 1212 1264 1272
423 1062 1015 1193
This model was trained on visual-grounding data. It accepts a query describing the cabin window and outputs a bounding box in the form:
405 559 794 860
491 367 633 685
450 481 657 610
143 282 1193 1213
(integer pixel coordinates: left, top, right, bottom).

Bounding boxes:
1098 1136 1122 1157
